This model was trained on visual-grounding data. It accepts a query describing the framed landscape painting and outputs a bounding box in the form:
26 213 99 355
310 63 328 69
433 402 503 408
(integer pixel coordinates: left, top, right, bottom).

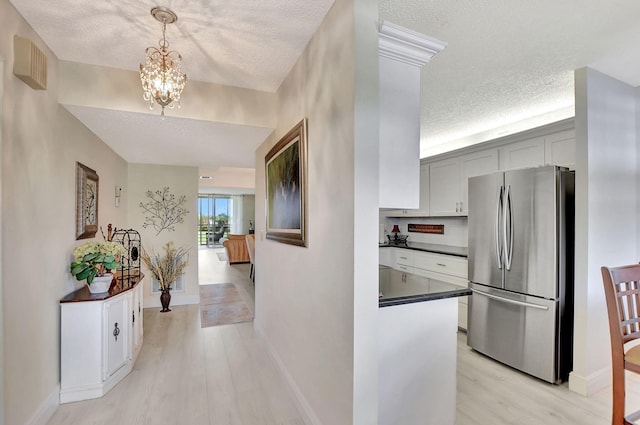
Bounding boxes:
265 119 307 246
75 162 99 240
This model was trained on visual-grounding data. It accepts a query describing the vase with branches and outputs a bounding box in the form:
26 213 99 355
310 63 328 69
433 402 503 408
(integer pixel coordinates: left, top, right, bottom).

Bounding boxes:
141 242 189 312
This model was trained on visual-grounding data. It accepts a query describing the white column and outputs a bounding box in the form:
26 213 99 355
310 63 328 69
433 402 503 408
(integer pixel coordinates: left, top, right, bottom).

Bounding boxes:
570 67 638 395
378 22 446 209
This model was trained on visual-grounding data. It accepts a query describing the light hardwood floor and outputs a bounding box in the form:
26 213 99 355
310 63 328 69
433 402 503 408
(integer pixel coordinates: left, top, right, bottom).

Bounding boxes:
49 247 640 424
456 330 640 425
48 247 303 425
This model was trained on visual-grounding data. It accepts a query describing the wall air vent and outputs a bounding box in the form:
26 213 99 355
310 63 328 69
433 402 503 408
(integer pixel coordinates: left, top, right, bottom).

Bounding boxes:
13 35 47 90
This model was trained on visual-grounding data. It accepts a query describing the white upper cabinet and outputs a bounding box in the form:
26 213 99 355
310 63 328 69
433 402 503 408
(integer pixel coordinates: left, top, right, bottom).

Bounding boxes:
499 128 575 171
378 22 445 209
387 119 574 218
459 149 499 214
418 162 430 214
544 129 575 169
499 136 545 170
429 157 461 216
429 149 499 216
384 162 430 217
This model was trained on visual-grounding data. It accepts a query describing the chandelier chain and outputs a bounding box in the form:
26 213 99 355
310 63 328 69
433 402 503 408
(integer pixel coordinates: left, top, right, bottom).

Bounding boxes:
159 22 169 50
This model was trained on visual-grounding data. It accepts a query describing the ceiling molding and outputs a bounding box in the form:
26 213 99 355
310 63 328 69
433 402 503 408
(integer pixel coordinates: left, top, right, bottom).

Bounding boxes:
378 20 446 67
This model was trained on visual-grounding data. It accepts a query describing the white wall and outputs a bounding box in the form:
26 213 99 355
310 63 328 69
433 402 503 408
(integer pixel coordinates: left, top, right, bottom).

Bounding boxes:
1 1 129 423
126 164 199 308
383 216 468 247
0 56 4 425
637 86 640 256
242 195 255 233
352 0 380 423
59 61 277 129
254 0 379 423
570 67 638 395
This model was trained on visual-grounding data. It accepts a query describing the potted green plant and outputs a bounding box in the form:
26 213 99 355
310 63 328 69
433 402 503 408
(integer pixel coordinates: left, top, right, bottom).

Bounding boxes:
70 241 127 293
141 242 189 312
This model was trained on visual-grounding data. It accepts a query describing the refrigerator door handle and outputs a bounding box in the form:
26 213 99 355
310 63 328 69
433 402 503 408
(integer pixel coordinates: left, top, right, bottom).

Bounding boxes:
471 288 549 310
495 186 503 270
503 185 513 270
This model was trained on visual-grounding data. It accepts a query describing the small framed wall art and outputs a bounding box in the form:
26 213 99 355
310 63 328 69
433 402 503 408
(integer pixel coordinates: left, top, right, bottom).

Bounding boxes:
265 118 308 246
75 162 99 240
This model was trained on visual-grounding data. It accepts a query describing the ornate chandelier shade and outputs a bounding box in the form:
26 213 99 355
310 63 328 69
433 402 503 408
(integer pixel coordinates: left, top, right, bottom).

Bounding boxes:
140 7 187 116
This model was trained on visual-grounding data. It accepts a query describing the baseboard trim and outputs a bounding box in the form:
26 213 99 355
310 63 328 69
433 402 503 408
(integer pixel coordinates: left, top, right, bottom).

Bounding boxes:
568 366 610 396
257 327 321 425
25 385 59 425
60 361 134 404
144 294 200 308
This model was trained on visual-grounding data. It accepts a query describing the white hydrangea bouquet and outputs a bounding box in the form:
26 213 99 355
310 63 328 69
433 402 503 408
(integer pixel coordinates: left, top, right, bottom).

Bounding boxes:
70 241 127 284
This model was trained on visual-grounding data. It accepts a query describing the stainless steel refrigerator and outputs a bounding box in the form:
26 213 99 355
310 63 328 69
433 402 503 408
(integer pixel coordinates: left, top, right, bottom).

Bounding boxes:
467 165 574 384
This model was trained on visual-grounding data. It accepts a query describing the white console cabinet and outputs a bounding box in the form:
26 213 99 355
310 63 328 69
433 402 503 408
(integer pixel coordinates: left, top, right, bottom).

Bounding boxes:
60 278 144 403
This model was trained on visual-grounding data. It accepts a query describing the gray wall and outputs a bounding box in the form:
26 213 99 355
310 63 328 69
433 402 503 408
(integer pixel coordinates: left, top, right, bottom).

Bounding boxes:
571 67 639 395
1 1 129 422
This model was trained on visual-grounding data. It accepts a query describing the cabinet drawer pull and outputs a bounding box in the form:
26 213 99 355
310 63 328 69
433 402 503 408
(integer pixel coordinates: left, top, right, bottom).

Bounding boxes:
400 256 408 260
113 322 120 342
436 263 447 267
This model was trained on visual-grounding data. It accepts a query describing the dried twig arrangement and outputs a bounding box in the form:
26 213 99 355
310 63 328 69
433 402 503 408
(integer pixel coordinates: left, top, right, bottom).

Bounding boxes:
139 187 189 235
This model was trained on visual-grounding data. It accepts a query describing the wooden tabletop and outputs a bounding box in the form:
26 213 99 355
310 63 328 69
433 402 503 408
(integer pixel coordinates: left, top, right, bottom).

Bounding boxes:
60 271 144 303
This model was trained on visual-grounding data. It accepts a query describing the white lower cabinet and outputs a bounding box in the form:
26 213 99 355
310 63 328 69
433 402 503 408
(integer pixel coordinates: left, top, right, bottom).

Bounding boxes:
60 280 144 403
391 248 469 330
132 284 143 355
394 248 416 274
104 295 128 379
379 247 393 267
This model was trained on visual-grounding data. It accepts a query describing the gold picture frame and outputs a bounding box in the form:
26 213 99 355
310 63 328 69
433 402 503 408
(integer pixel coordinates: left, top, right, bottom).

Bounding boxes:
75 162 99 240
265 119 307 246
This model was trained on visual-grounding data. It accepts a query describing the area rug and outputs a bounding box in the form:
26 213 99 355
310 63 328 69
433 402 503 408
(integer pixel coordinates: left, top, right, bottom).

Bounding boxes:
199 283 253 328
216 252 228 262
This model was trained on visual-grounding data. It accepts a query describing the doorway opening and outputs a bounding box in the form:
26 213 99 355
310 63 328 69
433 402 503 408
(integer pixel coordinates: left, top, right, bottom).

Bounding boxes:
198 194 232 247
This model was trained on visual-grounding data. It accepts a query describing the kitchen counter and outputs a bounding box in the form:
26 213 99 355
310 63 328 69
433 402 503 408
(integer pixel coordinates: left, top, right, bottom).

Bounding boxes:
378 266 464 425
379 241 468 258
379 266 470 308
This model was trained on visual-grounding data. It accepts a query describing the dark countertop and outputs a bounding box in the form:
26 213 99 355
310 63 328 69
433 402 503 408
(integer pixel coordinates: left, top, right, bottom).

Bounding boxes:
379 241 468 258
379 266 471 308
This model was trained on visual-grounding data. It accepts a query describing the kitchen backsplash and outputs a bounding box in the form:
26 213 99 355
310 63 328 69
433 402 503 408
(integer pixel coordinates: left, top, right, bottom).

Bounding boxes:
381 216 468 247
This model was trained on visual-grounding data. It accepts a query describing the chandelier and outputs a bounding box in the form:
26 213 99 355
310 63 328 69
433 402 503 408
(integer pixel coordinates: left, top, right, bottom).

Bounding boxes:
140 7 187 116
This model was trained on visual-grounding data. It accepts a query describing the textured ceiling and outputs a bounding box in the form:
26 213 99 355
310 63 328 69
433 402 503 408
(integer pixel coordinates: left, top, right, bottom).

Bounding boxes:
64 105 272 169
11 0 335 92
9 0 640 188
8 0 335 192
380 0 640 156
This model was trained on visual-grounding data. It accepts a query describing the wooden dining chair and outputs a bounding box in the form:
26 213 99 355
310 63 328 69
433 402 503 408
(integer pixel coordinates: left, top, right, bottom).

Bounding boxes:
601 264 640 425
